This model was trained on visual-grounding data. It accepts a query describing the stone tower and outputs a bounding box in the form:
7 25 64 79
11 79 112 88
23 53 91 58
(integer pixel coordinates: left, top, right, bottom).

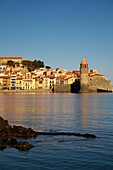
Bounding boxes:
80 59 89 92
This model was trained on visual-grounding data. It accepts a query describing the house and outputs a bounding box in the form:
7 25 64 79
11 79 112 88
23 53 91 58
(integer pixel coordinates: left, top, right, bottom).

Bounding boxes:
35 78 43 89
0 76 3 89
43 76 56 89
16 77 23 90
0 56 22 65
22 78 35 90
10 74 17 90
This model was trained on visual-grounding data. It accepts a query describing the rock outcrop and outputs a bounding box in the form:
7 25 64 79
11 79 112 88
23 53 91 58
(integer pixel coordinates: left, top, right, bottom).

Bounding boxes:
0 116 38 151
38 132 96 138
0 116 97 152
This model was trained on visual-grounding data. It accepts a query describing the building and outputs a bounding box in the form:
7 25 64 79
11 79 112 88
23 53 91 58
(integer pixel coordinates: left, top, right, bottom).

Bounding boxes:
16 77 23 90
72 59 112 93
0 65 7 72
43 76 55 89
80 59 89 92
10 74 17 90
0 56 22 65
22 78 35 90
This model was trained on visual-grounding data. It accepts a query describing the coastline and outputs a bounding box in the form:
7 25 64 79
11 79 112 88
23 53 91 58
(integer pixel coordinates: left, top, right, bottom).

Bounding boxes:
0 89 53 94
0 87 113 93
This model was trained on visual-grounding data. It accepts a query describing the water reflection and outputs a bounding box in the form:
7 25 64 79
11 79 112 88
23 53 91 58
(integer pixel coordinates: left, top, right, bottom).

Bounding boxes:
0 93 110 132
78 93 106 130
0 93 113 170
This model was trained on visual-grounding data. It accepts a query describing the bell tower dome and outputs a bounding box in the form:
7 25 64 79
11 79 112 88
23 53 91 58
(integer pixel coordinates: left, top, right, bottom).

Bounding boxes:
80 59 89 92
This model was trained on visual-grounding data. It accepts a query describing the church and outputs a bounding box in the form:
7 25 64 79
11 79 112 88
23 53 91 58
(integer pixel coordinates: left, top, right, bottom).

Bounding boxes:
72 59 112 93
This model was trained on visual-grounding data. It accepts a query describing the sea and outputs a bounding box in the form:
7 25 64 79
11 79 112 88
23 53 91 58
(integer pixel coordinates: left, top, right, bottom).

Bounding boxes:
0 92 113 170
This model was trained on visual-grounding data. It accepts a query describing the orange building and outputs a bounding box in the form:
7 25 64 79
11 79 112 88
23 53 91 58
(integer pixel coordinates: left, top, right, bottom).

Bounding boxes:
0 56 22 64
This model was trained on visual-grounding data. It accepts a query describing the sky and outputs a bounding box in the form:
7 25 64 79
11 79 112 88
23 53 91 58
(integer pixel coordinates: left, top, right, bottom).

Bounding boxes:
0 0 113 84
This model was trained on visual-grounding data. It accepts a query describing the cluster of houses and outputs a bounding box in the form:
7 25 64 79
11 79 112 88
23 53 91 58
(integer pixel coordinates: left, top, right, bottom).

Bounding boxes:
0 57 112 92
0 56 78 91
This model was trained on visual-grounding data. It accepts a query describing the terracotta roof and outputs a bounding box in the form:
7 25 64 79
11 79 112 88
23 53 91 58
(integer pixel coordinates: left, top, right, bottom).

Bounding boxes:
72 70 80 74
65 76 72 80
3 76 10 78
0 56 22 59
17 77 22 80
59 75 67 79
89 73 104 77
45 75 55 78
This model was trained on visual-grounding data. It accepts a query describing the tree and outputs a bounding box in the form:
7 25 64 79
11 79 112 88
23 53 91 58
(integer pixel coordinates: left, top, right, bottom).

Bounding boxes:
7 60 15 67
45 66 51 69
33 60 44 69
22 59 45 72
22 60 33 72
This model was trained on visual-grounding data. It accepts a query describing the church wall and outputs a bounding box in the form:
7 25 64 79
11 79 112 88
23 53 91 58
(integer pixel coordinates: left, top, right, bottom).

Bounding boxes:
79 59 112 93
88 76 112 91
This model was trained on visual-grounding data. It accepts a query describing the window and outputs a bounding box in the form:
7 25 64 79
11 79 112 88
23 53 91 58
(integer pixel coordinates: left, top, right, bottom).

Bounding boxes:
60 80 64 84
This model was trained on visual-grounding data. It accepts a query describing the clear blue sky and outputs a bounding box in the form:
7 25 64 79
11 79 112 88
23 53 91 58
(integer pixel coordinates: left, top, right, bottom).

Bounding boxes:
0 0 113 84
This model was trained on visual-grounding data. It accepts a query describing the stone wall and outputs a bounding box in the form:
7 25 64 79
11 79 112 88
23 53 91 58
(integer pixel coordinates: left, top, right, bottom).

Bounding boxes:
53 84 71 93
88 76 112 92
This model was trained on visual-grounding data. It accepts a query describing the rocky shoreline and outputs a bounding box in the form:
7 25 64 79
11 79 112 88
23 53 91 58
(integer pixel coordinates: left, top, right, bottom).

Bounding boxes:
0 116 38 151
0 116 96 151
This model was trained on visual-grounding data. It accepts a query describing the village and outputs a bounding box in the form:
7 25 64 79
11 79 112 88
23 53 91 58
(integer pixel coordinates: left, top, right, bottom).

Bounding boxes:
0 56 112 93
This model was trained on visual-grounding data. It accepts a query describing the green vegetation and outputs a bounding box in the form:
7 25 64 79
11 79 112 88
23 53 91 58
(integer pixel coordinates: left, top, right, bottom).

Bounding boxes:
45 66 51 69
6 59 51 72
22 60 44 72
7 60 15 67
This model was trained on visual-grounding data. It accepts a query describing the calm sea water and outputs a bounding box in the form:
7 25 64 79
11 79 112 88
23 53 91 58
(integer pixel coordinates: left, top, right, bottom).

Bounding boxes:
0 93 113 170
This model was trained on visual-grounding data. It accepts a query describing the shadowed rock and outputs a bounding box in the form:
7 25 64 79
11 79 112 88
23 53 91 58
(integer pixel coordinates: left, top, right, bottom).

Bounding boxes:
14 142 34 151
0 144 6 151
0 136 34 151
37 132 96 138
0 116 96 151
11 125 38 138
0 116 37 151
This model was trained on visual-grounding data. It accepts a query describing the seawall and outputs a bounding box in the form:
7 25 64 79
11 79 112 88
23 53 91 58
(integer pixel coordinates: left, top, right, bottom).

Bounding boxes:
0 89 52 94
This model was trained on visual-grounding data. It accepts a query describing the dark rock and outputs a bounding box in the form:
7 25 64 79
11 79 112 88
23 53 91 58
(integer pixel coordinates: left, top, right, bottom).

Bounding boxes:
0 136 34 151
0 116 38 139
0 117 11 133
11 125 38 138
6 137 18 145
38 132 96 138
0 116 36 151
0 136 17 145
14 142 34 151
82 133 96 138
0 144 6 151
0 116 97 151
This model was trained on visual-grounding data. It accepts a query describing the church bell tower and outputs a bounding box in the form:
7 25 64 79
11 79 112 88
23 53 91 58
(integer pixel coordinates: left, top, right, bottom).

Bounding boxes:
80 59 89 92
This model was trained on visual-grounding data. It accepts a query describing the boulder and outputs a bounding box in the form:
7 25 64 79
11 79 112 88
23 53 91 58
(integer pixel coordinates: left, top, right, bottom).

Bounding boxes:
14 142 34 151
0 116 37 151
11 125 38 138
